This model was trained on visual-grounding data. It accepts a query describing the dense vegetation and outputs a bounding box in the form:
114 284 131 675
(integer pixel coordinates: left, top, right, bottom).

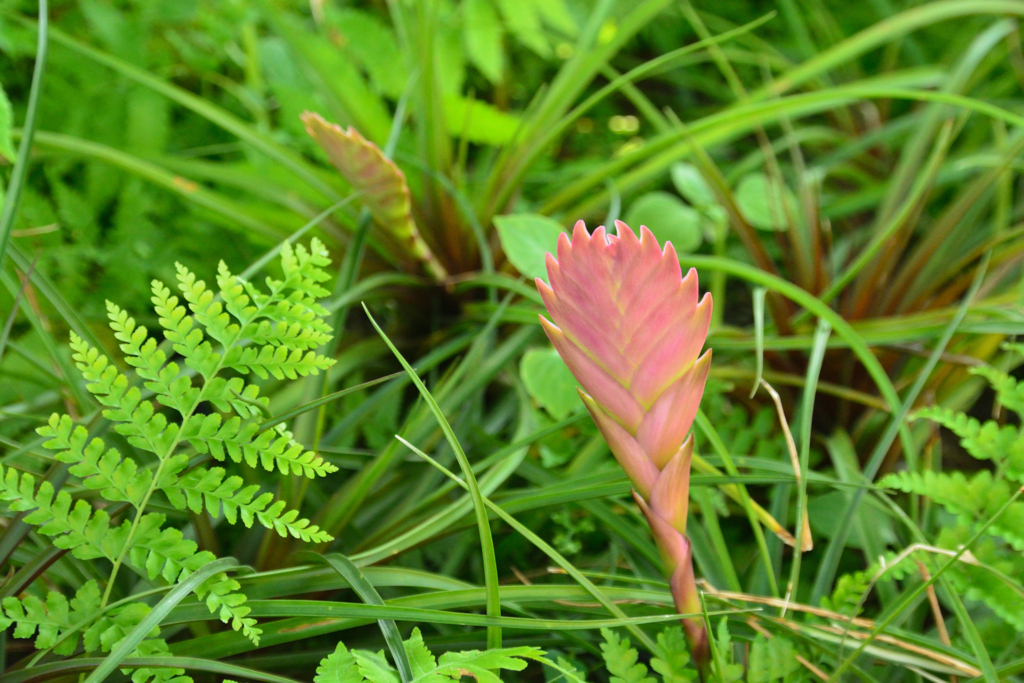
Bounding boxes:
1 0 1024 680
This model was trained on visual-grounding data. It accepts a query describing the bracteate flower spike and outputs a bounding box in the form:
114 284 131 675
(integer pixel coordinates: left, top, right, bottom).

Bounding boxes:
537 220 712 670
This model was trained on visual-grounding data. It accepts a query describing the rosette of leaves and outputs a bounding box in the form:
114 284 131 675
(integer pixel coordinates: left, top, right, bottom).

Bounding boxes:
0 240 339 681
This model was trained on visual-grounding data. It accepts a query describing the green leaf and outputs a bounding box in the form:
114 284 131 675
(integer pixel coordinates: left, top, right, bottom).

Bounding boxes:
670 163 715 209
125 87 169 154
309 553 414 683
734 173 799 232
533 0 578 36
331 9 406 98
463 0 505 84
623 191 702 253
881 469 1024 550
444 95 520 146
496 0 551 58
520 347 580 419
493 213 567 281
0 80 15 162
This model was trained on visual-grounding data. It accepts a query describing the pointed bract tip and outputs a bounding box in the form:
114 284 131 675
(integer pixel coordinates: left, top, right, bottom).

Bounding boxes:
614 220 636 240
571 220 589 244
639 224 658 245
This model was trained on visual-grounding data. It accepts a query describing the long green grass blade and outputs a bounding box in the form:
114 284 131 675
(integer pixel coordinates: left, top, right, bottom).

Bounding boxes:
19 130 286 240
0 657 302 683
0 0 46 266
749 286 767 398
766 0 1024 96
397 435 660 653
84 557 239 683
34 21 342 201
784 319 831 607
695 411 779 596
811 255 992 605
257 372 403 433
304 552 414 683
364 304 504 650
0 255 33 365
680 254 917 460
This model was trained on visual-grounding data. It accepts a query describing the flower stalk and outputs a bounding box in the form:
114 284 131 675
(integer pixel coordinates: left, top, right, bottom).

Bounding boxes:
537 220 712 668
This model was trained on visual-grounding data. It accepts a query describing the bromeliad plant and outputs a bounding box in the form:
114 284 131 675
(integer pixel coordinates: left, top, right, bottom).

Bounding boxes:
0 240 337 680
538 220 712 668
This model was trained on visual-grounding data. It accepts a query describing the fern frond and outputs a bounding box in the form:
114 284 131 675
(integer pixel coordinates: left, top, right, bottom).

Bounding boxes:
127 514 209 582
0 466 128 560
711 620 744 683
955 560 1024 633
217 260 332 350
129 638 192 683
0 467 258 644
316 642 363 683
435 647 539 683
176 263 239 345
820 569 871 617
217 241 331 328
937 525 1024 633
224 344 334 380
651 627 696 683
971 365 1024 418
242 304 332 349
82 602 189 683
194 571 259 641
86 602 148 654
277 239 333 301
8 583 167 668
0 580 188 683
747 634 800 683
211 249 335 376
38 415 150 506
913 406 1024 466
313 629 543 683
402 628 443 683
600 629 655 683
151 280 222 380
107 303 194 415
353 650 399 683
68 337 180 456
182 416 337 477
0 592 72 652
166 467 333 542
881 470 1024 550
200 376 268 419
125 514 260 641
9 239 338 665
